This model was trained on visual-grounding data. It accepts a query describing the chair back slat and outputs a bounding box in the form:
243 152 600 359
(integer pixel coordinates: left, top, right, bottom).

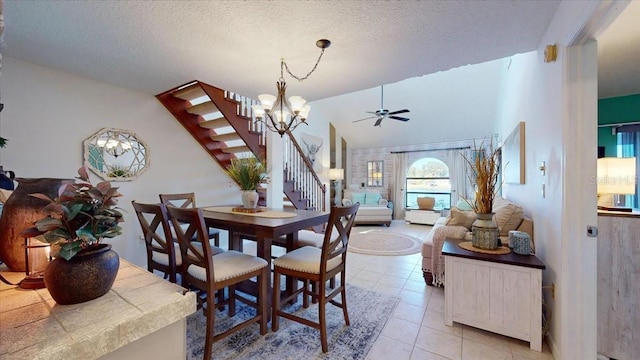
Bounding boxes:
166 206 215 283
159 192 197 210
132 201 178 282
321 204 359 272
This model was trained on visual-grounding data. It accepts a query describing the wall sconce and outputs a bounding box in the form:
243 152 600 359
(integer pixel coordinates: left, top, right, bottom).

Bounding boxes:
597 157 637 212
19 237 50 289
544 44 557 63
329 168 344 207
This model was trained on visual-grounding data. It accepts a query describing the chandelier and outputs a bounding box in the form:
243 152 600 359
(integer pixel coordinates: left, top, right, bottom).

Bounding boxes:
97 131 132 158
252 39 331 137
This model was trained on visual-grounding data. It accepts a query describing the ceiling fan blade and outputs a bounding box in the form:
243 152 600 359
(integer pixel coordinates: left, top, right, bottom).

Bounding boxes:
388 109 410 115
389 116 410 121
374 118 383 127
352 115 376 123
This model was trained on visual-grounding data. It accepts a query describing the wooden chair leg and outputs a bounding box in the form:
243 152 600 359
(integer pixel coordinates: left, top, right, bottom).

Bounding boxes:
203 289 216 360
304 280 311 308
259 268 268 335
319 284 328 353
228 284 236 317
271 270 281 332
341 272 350 325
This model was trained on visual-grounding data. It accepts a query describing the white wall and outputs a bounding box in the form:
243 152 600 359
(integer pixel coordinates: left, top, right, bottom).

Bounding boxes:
493 1 617 358
1 57 241 267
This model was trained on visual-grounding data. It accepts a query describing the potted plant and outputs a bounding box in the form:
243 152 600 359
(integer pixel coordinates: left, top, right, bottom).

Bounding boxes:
21 166 124 304
224 156 268 209
462 140 501 250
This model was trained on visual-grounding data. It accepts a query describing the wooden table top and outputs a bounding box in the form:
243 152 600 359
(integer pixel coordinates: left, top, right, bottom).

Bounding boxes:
442 239 546 270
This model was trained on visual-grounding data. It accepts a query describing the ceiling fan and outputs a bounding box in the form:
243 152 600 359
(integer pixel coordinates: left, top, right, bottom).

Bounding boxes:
352 85 410 127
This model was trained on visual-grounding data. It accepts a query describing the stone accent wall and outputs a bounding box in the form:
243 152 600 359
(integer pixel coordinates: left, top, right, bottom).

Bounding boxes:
350 139 476 203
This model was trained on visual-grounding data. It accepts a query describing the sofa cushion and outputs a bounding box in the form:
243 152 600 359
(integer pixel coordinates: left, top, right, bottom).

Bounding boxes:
364 192 381 205
492 196 525 236
351 192 366 204
446 207 477 230
417 197 435 210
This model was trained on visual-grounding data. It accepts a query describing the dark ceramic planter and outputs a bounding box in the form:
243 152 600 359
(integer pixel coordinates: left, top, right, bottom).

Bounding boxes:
44 244 119 305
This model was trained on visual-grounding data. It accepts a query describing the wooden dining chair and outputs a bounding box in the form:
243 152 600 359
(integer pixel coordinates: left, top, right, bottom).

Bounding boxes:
167 206 269 360
271 203 359 353
159 192 221 246
132 201 181 283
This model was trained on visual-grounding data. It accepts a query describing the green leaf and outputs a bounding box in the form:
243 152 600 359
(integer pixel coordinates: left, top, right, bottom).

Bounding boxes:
76 229 97 243
58 242 82 260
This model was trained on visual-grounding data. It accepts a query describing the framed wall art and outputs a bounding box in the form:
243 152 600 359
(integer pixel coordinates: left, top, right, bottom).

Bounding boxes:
502 121 525 184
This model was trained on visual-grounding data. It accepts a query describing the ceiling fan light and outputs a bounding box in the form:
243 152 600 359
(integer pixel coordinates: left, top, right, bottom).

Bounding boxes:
258 94 276 111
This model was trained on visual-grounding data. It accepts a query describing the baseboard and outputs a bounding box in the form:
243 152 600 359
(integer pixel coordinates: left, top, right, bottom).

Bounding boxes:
547 332 560 360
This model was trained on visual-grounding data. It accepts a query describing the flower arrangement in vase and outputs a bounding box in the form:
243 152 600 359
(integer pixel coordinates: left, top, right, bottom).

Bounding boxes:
21 166 124 304
462 140 501 250
224 156 269 209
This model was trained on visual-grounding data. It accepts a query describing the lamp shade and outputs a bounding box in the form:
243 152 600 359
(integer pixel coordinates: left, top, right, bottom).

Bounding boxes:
597 157 636 194
329 168 344 181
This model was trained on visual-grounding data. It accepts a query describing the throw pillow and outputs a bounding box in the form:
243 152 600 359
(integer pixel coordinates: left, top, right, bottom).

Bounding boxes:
0 189 12 203
492 196 525 236
455 198 474 211
364 192 381 205
417 197 435 210
351 192 366 205
446 207 477 230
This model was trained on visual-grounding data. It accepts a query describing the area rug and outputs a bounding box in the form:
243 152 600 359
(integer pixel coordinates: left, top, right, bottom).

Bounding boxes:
348 229 424 256
186 285 400 360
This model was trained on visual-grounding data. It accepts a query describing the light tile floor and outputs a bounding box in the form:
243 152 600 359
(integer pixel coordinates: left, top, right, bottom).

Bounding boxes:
347 221 556 360
243 220 555 360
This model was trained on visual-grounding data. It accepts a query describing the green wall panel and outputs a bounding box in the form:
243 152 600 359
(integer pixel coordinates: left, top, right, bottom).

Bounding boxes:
598 94 640 155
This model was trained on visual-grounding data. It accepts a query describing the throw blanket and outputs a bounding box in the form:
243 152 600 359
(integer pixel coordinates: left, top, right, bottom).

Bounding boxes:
431 224 469 286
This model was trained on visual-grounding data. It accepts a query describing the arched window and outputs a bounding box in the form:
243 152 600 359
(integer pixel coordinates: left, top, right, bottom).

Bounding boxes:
406 157 451 209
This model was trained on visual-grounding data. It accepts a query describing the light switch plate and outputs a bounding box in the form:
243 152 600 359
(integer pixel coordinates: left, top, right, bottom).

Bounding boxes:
541 184 545 198
539 161 546 176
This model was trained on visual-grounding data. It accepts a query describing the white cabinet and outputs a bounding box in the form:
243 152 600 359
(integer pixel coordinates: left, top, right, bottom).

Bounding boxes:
405 209 441 225
443 240 545 351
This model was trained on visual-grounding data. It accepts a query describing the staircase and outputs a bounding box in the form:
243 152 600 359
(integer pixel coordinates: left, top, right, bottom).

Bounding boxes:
156 80 326 213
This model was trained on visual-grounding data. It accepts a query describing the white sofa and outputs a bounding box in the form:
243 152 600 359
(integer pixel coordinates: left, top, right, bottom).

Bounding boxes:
341 189 392 226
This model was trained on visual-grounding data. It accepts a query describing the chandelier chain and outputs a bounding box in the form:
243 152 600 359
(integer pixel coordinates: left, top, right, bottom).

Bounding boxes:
282 47 327 82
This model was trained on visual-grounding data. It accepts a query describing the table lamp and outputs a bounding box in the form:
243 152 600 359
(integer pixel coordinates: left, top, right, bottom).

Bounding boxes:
329 168 344 207
597 157 636 212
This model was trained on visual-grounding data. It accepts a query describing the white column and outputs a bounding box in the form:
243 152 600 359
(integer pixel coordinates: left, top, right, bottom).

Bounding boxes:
266 131 284 209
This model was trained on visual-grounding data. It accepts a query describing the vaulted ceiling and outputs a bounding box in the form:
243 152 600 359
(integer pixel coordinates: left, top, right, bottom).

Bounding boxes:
3 1 560 101
2 1 637 148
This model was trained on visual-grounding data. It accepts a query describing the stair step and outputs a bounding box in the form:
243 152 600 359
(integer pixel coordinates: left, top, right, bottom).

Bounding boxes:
211 132 241 142
172 83 206 101
186 101 219 116
221 145 251 154
199 118 229 129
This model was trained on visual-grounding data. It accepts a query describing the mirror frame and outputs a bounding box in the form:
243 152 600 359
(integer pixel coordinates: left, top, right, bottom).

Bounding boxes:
83 127 150 181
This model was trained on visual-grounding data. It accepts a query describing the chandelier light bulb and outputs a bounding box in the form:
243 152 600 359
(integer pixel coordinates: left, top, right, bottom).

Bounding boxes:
298 104 311 120
251 104 265 118
288 96 306 113
258 94 276 111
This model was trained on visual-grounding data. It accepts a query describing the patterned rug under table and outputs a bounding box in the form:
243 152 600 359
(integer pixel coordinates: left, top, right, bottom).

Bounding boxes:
186 284 400 360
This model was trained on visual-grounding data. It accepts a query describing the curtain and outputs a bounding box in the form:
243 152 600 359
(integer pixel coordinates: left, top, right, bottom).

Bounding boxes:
392 152 408 219
618 131 640 208
446 150 468 206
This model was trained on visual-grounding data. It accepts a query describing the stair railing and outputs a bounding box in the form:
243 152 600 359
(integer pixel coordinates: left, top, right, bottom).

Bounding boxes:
224 91 326 212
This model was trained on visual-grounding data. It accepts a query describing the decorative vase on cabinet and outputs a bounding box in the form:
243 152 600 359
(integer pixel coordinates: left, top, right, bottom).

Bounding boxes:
471 213 500 250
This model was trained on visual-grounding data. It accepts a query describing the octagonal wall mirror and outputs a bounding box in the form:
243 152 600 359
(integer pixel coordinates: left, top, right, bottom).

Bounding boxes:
83 128 149 181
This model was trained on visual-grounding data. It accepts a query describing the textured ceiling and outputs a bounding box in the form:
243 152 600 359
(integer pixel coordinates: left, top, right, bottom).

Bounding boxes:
2 0 561 101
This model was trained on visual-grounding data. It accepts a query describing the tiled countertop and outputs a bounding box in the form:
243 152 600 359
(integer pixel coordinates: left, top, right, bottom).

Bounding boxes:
0 260 196 360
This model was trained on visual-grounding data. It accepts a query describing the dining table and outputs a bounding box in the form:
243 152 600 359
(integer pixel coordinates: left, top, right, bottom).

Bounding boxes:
201 205 329 299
